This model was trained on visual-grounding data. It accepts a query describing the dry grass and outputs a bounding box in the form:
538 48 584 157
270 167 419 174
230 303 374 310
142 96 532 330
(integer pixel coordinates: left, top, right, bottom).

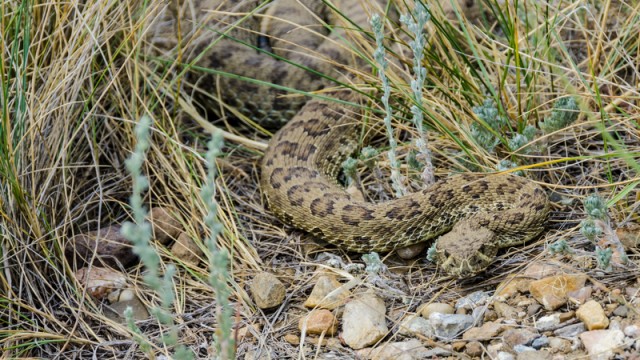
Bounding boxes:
1 0 639 358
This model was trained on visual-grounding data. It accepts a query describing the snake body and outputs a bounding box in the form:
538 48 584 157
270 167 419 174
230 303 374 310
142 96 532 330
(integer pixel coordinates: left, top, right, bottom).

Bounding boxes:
260 87 549 276
151 0 550 276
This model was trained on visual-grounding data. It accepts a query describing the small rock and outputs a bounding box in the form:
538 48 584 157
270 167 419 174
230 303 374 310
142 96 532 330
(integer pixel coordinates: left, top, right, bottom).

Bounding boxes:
531 335 549 349
494 301 518 319
548 337 572 353
612 305 628 318
559 311 575 322
463 321 505 341
465 341 484 357
170 232 203 265
303 274 350 310
364 339 430 360
536 314 561 331
283 334 300 345
529 274 587 310
579 330 625 360
250 272 286 309
456 291 490 310
502 328 539 350
516 349 552 360
103 296 149 322
624 324 639 338
419 302 454 318
67 225 137 268
497 351 515 360
342 293 387 349
429 313 474 340
527 303 542 317
422 347 452 358
148 207 182 245
484 309 499 322
75 266 128 302
553 322 586 338
298 309 338 335
576 300 609 330
451 341 466 352
396 243 427 259
609 319 622 331
398 315 433 338
513 344 536 353
567 286 593 305
496 275 533 300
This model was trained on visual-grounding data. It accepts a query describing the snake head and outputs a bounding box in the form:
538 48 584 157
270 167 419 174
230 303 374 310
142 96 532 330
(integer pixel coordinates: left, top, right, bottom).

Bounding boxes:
432 221 499 277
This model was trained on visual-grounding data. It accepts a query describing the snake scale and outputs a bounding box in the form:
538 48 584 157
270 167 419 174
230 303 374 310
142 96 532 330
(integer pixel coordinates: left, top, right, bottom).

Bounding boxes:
155 0 550 276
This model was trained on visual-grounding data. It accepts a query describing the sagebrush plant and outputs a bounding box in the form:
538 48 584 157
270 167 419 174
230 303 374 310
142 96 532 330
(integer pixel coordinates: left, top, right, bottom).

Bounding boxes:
400 2 434 184
121 115 193 359
371 13 405 197
579 194 628 271
201 130 235 360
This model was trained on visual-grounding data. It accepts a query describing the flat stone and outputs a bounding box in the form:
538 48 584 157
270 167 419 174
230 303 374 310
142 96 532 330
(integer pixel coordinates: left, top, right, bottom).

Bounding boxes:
398 315 433 338
536 314 561 331
496 275 533 300
497 351 515 360
531 335 549 349
303 275 350 310
342 293 387 349
463 321 505 341
456 291 490 310
553 322 586 338
502 328 539 350
494 301 518 319
298 309 338 335
429 313 474 340
548 337 572 352
283 334 300 345
579 330 625 360
529 274 587 310
576 300 609 330
612 305 628 318
419 302 454 318
513 344 536 353
250 272 286 309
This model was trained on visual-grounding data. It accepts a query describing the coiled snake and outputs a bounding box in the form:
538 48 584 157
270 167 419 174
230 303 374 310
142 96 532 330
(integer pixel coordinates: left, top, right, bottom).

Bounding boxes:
171 0 550 276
